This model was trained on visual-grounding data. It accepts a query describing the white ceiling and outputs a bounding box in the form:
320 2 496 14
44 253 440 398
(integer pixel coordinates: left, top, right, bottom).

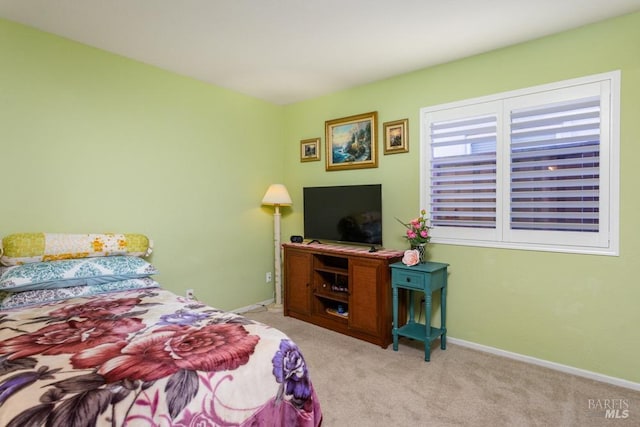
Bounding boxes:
2 0 639 105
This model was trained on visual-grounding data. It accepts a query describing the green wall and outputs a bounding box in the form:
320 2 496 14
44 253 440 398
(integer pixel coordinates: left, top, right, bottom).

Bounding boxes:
282 12 640 383
0 18 285 310
1 11 639 385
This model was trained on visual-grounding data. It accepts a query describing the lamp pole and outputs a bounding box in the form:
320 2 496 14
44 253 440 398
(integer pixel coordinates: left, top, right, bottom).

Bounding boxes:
270 204 284 311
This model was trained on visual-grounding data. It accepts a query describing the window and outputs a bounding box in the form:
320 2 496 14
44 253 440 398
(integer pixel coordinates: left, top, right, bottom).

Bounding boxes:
420 71 620 255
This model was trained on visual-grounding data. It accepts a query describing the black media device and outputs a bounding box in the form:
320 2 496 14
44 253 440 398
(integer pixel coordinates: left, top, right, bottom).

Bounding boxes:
303 184 382 249
290 235 303 243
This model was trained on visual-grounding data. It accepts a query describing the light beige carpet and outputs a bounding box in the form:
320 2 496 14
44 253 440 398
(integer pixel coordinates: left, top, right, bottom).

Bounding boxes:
244 309 639 426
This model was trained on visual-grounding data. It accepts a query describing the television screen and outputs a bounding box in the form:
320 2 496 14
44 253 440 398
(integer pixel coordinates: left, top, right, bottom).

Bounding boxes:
303 184 382 246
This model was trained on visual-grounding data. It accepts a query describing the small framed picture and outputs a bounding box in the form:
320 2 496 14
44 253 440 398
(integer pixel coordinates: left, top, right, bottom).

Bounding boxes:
383 118 409 154
300 138 321 162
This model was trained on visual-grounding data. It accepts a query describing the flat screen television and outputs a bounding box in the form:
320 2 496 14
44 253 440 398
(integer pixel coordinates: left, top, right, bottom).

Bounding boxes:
303 184 382 247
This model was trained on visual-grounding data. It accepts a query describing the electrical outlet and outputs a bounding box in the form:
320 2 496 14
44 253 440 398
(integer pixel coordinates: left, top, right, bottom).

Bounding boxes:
266 272 272 283
186 289 195 300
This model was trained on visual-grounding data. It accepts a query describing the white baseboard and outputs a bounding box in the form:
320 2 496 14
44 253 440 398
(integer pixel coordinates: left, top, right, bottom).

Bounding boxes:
448 336 640 391
233 298 274 314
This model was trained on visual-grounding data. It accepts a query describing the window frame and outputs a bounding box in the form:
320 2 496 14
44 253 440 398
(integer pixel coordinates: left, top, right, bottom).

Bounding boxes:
420 71 620 256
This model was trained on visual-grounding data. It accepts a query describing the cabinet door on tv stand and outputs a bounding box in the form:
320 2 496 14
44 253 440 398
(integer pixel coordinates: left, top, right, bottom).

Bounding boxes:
284 249 313 316
348 258 383 338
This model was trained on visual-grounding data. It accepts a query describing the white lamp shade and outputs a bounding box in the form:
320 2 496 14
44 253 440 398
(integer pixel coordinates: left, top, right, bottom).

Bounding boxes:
262 184 292 206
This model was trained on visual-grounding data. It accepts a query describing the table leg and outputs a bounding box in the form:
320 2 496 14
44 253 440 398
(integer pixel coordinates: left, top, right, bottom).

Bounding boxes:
441 285 447 350
424 293 432 362
408 289 415 324
392 286 399 351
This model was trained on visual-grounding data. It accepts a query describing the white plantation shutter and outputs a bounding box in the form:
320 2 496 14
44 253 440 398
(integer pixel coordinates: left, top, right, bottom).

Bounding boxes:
421 71 619 255
430 115 497 229
509 96 601 233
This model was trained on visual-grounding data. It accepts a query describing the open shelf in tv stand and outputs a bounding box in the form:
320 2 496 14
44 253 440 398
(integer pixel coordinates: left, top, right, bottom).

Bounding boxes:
283 243 404 348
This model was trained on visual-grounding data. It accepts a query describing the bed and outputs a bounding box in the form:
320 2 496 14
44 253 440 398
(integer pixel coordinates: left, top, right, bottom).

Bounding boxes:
0 233 322 427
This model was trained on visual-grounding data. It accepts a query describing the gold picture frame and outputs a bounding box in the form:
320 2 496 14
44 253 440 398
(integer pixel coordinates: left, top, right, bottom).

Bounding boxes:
300 138 321 162
325 111 378 171
383 118 409 154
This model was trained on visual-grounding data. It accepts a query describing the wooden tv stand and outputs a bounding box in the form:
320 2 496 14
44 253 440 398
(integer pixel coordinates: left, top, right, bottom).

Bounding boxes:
283 242 404 348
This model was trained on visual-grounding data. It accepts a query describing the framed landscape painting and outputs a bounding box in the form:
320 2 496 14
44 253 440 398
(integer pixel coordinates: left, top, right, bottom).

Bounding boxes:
383 118 409 154
300 137 321 162
325 111 378 171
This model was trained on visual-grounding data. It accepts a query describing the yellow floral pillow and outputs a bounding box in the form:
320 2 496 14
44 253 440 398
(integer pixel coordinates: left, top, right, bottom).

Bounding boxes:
0 233 153 266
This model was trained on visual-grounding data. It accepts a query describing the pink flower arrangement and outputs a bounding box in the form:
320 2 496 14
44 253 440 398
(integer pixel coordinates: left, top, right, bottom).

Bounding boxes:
396 209 432 246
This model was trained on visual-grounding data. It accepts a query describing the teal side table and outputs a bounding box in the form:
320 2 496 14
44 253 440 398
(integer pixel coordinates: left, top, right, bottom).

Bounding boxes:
391 261 449 361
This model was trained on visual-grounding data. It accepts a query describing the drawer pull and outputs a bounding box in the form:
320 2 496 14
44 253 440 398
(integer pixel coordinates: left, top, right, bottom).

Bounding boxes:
406 277 411 282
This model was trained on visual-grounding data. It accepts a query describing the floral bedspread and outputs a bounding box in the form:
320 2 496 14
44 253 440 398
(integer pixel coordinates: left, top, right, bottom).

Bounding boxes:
0 289 322 426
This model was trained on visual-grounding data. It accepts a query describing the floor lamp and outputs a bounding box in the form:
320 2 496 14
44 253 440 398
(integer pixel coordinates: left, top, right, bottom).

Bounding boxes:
262 184 292 312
